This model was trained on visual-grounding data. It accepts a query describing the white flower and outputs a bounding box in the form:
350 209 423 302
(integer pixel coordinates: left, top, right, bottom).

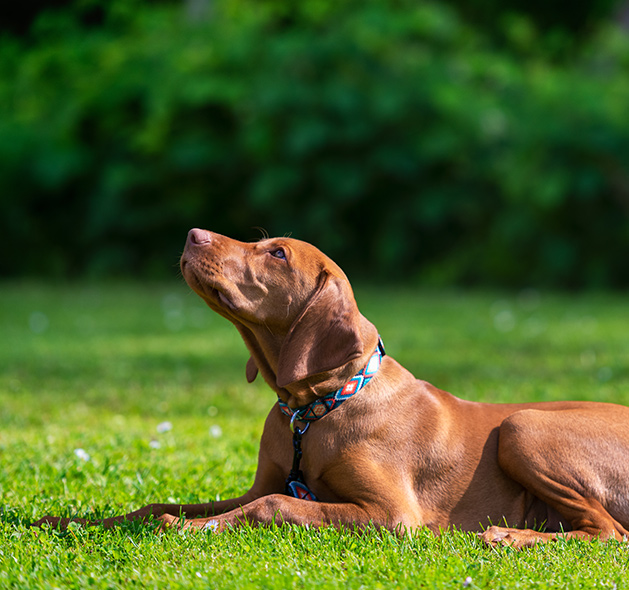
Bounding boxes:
203 519 220 532
74 448 90 461
157 421 173 433
209 425 222 438
149 440 161 449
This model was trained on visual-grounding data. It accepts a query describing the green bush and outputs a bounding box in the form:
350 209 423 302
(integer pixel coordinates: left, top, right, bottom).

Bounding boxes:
1 0 628 287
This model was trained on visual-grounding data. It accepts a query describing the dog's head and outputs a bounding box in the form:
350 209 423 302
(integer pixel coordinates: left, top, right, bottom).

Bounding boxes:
181 228 378 406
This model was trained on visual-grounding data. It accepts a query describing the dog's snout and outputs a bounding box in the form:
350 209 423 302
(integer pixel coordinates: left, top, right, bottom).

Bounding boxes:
188 228 212 246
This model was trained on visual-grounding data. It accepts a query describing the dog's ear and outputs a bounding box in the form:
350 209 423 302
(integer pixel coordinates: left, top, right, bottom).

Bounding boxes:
276 271 365 388
246 357 258 383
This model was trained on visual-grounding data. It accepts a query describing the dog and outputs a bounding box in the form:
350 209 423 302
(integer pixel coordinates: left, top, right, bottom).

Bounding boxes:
34 229 629 547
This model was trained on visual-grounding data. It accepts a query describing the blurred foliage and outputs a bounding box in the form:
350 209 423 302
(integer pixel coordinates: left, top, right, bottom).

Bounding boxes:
1 0 629 287
447 0 623 53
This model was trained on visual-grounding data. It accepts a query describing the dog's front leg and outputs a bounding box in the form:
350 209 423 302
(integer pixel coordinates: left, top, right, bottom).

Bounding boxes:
107 491 266 527
159 494 397 532
32 492 272 530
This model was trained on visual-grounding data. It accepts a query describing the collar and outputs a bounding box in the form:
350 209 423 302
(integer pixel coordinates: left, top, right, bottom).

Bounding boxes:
278 337 385 422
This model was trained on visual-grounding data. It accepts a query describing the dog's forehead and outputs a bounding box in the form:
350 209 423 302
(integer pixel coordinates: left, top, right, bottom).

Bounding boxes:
260 237 345 276
282 237 324 257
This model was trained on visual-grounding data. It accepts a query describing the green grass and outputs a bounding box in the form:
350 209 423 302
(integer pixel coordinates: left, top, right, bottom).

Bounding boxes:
1 281 628 589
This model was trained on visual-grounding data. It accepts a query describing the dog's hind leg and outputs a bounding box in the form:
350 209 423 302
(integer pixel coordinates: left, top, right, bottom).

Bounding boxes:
480 406 629 548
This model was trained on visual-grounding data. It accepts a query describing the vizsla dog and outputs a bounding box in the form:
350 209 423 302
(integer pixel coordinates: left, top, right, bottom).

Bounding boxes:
35 229 629 547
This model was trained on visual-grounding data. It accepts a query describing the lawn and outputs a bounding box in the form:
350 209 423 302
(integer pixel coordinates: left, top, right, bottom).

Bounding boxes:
1 281 628 589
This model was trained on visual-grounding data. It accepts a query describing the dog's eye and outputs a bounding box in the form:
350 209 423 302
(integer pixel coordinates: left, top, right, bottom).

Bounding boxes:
270 248 286 260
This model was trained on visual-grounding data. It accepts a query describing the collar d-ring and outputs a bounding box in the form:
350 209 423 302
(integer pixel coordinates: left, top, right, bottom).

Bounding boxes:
290 411 310 435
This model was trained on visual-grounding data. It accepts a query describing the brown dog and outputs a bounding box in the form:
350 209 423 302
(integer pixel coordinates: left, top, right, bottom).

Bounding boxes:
35 229 629 547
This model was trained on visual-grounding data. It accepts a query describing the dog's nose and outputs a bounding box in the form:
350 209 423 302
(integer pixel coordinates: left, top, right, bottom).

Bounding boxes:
188 228 212 245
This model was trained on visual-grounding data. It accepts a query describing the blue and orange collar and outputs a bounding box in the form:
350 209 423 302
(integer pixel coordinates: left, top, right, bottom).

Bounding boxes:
278 338 385 422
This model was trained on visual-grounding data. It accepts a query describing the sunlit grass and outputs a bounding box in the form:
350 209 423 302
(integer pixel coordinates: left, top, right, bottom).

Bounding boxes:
1 282 628 589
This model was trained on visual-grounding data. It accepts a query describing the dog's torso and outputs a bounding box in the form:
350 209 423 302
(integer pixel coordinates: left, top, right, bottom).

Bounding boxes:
261 355 629 534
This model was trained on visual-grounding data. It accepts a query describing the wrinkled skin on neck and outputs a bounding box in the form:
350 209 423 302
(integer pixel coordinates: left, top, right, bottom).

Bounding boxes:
180 229 379 409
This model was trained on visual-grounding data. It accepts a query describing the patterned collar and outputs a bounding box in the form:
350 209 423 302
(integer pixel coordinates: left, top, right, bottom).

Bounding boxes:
277 338 385 422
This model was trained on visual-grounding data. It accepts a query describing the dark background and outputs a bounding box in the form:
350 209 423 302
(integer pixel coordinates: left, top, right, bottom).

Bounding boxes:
2 0 628 288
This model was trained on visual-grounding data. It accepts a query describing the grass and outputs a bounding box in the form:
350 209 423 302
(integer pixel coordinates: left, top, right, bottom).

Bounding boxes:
1 281 628 589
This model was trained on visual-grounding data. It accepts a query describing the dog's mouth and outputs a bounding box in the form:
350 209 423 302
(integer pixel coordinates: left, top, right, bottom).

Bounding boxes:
190 274 236 313
208 285 235 311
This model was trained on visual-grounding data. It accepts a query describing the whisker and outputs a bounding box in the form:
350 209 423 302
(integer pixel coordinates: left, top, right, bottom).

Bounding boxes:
253 227 270 240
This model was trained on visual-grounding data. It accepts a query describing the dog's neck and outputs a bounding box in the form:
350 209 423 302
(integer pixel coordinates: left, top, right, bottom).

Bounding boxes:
236 320 381 410
277 338 385 420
